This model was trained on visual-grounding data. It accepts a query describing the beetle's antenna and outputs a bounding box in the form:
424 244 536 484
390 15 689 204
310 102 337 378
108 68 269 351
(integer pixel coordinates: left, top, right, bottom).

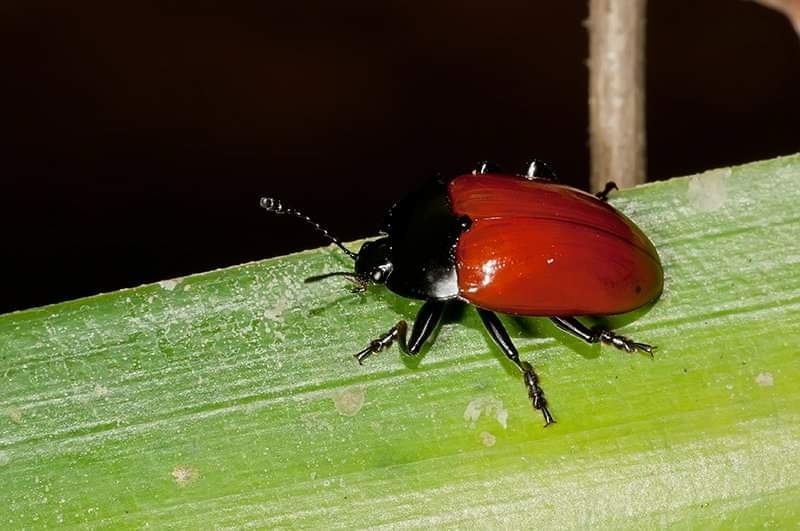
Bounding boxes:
305 271 357 283
305 271 368 293
260 197 358 260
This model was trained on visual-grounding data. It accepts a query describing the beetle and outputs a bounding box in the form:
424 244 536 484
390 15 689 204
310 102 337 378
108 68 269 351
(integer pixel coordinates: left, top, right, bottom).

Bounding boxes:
261 161 663 425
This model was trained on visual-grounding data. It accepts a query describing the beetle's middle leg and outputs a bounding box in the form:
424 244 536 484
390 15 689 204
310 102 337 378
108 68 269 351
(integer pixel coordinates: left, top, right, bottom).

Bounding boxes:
476 308 555 426
354 300 446 363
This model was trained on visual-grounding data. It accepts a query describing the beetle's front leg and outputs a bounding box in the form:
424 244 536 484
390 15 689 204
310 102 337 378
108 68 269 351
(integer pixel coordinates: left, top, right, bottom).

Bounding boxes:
354 300 446 364
354 321 408 364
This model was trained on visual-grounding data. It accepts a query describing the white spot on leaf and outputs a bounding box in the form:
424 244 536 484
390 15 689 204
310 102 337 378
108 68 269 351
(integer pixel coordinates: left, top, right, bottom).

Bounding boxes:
158 278 183 291
688 169 729 211
755 372 774 387
480 431 497 447
171 464 200 487
464 396 508 429
332 386 366 416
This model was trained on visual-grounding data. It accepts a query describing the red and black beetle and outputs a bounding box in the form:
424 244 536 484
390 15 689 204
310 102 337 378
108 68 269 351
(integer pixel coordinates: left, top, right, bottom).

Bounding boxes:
261 161 663 425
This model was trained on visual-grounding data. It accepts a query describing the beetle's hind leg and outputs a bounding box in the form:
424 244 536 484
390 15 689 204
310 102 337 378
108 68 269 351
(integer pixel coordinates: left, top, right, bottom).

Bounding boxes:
595 182 618 202
477 308 555 426
550 316 655 356
354 300 446 363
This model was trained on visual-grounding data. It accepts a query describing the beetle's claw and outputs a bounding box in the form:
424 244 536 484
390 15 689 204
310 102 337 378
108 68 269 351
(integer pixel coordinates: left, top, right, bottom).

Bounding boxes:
596 329 656 357
541 406 556 427
634 342 656 358
353 347 372 365
354 340 383 364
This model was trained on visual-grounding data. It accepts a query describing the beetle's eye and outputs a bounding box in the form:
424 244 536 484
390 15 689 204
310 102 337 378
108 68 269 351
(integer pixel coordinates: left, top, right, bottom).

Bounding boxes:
371 263 393 283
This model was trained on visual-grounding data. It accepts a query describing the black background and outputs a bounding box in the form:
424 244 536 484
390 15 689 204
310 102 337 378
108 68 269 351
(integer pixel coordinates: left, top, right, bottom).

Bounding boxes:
3 1 799 314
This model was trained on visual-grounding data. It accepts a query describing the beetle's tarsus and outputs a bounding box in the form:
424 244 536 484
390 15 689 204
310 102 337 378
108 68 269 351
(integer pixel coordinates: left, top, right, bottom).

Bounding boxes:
521 361 555 426
550 317 655 358
594 328 655 357
595 181 618 202
354 321 408 364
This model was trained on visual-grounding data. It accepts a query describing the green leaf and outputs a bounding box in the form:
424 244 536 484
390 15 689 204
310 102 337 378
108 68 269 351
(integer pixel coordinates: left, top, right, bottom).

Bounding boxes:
2 155 799 528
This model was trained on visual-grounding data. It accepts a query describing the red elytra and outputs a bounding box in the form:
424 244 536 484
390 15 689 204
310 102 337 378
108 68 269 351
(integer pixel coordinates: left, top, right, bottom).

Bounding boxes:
450 173 663 316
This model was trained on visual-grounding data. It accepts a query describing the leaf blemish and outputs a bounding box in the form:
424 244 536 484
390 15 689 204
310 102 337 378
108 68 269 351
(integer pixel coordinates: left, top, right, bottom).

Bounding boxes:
755 372 774 387
264 299 289 322
171 464 200 487
688 169 729 212
332 386 366 416
480 431 497 447
464 396 508 429
158 278 183 291
6 406 23 424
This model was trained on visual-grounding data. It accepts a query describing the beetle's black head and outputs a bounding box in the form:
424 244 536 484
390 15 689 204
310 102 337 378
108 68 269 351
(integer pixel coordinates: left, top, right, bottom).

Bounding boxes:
354 238 394 285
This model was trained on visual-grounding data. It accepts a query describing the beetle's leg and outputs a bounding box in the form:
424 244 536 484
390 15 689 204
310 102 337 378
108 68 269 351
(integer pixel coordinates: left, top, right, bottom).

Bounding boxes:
354 300 446 364
404 300 447 355
550 316 655 356
595 181 618 202
477 308 554 426
474 161 503 175
525 159 558 181
353 321 407 364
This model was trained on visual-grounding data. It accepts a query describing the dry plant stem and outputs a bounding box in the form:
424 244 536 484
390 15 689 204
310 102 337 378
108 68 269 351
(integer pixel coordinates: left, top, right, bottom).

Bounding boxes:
588 0 647 189
752 0 800 33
